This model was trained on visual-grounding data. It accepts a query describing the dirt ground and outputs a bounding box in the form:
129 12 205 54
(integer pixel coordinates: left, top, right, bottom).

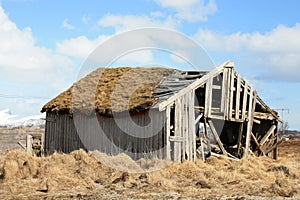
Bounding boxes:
0 139 299 200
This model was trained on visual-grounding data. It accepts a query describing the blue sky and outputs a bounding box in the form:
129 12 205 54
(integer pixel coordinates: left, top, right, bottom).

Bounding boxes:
0 0 299 129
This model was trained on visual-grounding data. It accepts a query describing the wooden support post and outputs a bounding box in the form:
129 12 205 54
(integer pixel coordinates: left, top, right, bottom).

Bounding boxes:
235 75 241 119
221 70 227 114
166 105 171 160
188 91 196 161
241 82 248 120
205 78 212 118
200 138 205 161
174 98 182 162
182 94 189 161
228 68 235 120
203 117 211 156
26 134 33 154
208 120 227 156
237 122 244 156
273 125 278 160
244 90 257 157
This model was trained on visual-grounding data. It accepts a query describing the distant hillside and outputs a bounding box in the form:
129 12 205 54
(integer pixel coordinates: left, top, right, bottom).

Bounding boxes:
0 109 45 128
280 129 300 139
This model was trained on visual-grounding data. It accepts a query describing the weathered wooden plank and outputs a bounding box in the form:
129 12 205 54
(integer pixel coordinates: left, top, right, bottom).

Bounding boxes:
174 98 181 162
221 70 227 113
208 120 227 156
26 134 33 154
235 75 241 119
205 77 212 118
241 82 248 120
254 112 275 120
169 136 185 142
250 132 265 156
273 124 278 160
260 125 276 146
237 122 244 156
166 105 171 160
244 90 257 157
228 68 235 120
188 91 196 161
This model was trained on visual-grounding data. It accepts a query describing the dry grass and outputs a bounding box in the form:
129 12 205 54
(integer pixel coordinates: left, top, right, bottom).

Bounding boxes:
0 140 299 199
41 67 176 115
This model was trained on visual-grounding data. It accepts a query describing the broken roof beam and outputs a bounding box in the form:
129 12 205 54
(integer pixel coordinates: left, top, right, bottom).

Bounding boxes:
159 61 233 111
256 96 282 123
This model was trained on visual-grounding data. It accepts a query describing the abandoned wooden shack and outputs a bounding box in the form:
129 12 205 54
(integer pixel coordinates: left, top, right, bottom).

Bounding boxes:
41 61 281 161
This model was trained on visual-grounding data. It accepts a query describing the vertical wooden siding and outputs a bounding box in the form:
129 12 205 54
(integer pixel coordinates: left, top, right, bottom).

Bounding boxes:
45 109 166 160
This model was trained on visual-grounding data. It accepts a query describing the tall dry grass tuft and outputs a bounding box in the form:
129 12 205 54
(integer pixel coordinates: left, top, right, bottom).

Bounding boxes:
0 140 299 199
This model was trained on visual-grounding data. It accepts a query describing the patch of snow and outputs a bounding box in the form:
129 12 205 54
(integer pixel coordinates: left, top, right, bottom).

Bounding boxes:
0 109 45 128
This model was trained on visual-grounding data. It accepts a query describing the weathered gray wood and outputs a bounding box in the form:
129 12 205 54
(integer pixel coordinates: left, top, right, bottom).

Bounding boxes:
220 71 226 113
244 90 257 157
237 122 243 156
26 134 33 154
254 112 275 120
260 125 276 146
208 120 227 156
241 82 248 120
188 90 196 161
174 98 181 162
235 75 241 119
228 68 235 120
169 136 185 142
166 105 171 160
205 77 212 118
273 124 278 160
250 132 265 156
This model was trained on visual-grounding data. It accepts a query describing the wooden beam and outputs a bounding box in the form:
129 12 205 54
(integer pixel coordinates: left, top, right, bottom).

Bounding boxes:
254 112 275 120
250 132 265 156
237 122 243 156
273 124 278 160
166 105 171 160
260 125 276 146
188 91 196 161
244 90 257 157
174 98 182 162
220 70 227 113
235 75 241 119
169 136 185 142
205 77 212 118
253 118 261 124
203 117 211 156
256 96 282 123
241 82 248 120
159 61 232 111
228 68 235 120
208 120 227 156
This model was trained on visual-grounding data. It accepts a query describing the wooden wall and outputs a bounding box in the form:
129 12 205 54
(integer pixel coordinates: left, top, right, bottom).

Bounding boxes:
44 109 167 160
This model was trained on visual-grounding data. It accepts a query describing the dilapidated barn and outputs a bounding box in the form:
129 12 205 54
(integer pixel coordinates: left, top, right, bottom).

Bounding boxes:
41 61 281 161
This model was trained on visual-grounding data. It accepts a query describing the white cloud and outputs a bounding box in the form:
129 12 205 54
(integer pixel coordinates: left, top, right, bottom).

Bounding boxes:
0 6 73 84
62 19 75 30
194 23 300 81
155 0 217 22
56 35 109 59
98 14 179 32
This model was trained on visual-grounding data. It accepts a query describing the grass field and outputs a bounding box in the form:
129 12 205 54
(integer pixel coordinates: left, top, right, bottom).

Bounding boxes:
0 139 299 199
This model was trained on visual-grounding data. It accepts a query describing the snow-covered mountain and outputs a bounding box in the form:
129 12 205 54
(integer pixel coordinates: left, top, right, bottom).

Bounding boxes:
0 109 45 128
